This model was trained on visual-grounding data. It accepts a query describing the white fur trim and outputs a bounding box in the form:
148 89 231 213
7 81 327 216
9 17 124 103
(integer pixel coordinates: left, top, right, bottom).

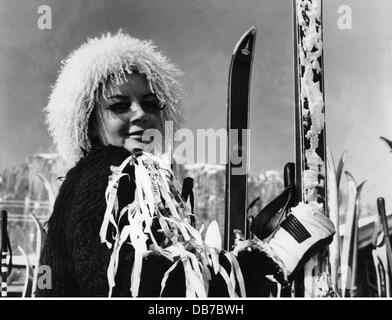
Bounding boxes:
45 30 183 168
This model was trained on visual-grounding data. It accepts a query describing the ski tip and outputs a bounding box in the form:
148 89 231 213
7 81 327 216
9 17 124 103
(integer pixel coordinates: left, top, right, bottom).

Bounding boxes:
344 170 352 177
241 26 257 36
379 136 392 152
232 26 257 55
357 180 367 190
340 150 348 161
344 170 356 184
247 25 257 34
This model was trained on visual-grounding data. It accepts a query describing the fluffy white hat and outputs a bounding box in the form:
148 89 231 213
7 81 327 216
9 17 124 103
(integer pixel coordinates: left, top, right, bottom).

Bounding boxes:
45 30 183 168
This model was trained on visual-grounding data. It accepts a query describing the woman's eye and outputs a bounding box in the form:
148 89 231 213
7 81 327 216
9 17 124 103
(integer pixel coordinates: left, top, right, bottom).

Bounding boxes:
141 99 162 112
108 102 130 113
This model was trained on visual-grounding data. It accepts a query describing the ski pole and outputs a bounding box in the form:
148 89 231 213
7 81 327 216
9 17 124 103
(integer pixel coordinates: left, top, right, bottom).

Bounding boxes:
284 163 295 208
245 197 259 240
282 162 295 297
377 198 392 286
181 177 195 227
1 210 11 297
246 215 254 240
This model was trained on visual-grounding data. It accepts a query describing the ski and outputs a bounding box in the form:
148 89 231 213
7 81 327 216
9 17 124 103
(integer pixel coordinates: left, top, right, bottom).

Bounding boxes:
326 149 341 296
340 171 357 297
339 171 366 297
224 26 256 251
37 172 56 211
350 179 366 297
336 151 347 188
293 0 330 297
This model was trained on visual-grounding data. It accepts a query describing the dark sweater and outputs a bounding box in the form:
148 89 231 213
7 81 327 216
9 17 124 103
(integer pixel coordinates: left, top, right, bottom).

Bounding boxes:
36 146 279 297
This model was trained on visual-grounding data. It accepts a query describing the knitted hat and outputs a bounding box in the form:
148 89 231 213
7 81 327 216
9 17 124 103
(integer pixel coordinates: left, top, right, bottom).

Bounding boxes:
45 30 183 168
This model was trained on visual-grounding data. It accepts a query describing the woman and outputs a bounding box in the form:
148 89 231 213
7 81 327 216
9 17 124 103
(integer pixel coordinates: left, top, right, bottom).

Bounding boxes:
37 31 335 297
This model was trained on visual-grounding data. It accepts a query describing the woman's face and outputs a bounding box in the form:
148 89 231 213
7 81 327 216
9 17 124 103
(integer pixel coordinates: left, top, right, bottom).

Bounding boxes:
92 72 163 152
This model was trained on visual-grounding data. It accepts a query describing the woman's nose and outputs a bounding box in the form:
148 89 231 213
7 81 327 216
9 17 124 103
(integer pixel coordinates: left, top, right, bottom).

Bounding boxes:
129 100 147 123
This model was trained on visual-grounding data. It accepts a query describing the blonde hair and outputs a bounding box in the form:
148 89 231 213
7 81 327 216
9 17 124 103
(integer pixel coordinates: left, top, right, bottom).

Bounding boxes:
45 30 183 168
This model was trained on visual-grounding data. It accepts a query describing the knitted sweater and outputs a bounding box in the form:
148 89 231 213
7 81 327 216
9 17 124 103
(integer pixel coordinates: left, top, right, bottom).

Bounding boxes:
36 146 279 297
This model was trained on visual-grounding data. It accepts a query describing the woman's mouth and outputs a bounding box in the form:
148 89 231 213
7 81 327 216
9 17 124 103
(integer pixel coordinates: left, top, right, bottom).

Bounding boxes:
126 130 149 142
127 129 143 136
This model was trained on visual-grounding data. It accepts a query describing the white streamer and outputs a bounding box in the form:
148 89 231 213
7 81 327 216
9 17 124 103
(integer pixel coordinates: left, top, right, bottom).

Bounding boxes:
100 151 238 297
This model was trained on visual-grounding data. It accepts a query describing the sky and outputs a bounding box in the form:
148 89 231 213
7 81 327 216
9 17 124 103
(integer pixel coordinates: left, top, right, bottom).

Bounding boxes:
0 0 391 212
